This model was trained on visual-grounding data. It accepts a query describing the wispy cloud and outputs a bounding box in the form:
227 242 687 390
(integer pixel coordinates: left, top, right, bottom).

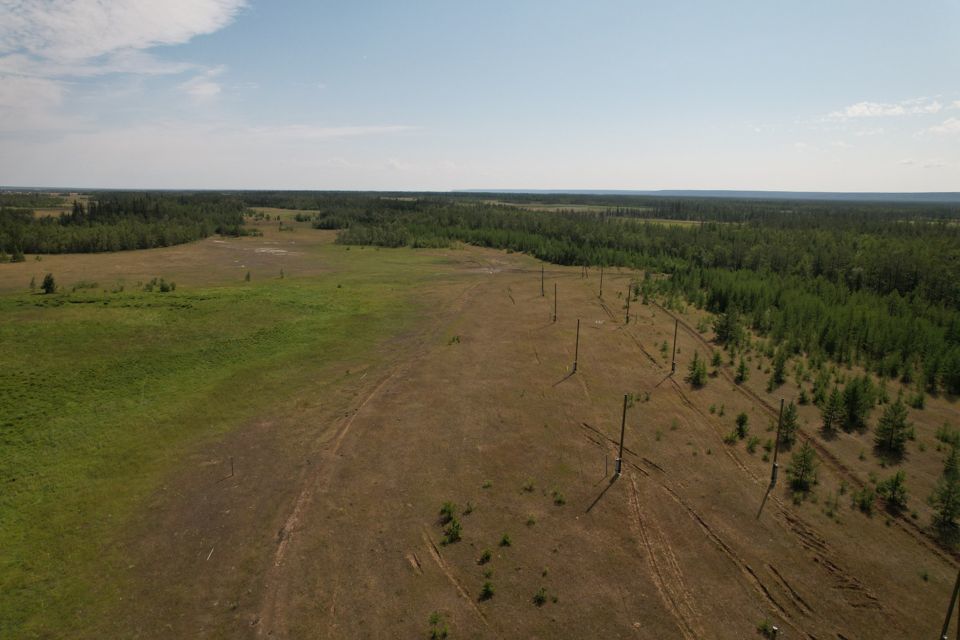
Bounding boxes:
827 97 942 120
179 67 225 103
249 124 420 140
922 117 960 136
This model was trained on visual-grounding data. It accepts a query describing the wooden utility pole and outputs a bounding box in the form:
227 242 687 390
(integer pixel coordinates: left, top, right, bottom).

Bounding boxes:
553 282 557 323
670 318 679 373
599 265 604 298
770 399 785 488
625 284 631 323
573 319 581 372
940 566 960 640
540 265 544 297
615 394 628 476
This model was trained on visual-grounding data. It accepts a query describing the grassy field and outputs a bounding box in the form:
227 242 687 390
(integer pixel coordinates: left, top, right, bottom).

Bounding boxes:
3 213 959 639
0 222 463 638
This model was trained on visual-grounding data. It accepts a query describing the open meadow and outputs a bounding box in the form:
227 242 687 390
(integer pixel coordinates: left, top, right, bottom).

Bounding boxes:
2 212 959 638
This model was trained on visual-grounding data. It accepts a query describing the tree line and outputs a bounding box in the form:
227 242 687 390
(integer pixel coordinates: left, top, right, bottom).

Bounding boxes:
0 193 249 255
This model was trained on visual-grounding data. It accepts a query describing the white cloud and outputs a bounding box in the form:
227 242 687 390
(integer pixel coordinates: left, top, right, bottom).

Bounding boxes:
249 124 420 140
179 67 225 102
853 127 884 136
0 0 246 64
899 158 916 165
827 98 943 120
923 118 960 136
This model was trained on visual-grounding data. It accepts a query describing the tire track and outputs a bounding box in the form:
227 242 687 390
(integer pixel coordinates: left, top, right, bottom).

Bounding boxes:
255 278 485 637
420 528 495 632
627 477 702 640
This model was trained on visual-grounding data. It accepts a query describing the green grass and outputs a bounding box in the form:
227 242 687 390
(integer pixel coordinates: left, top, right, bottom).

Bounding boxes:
0 245 450 638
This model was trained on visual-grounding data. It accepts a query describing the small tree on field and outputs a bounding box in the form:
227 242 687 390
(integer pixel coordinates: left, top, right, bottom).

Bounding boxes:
820 386 843 435
842 375 875 431
876 470 908 514
787 441 818 494
735 412 749 439
735 356 749 384
779 401 799 447
874 395 911 460
41 273 56 294
767 349 788 391
931 447 960 543
711 350 722 370
686 350 707 388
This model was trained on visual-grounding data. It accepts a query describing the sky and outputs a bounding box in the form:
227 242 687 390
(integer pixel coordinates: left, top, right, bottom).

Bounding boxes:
0 0 958 191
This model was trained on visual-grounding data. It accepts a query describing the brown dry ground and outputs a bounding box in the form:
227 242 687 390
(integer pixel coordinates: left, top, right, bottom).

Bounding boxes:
8 220 959 638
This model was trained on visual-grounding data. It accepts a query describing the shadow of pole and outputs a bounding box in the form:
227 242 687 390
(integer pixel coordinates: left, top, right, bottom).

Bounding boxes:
756 484 774 519
552 369 577 387
585 475 619 513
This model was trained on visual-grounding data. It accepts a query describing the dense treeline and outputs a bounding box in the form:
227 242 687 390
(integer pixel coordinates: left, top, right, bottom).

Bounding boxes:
0 193 248 254
260 193 960 392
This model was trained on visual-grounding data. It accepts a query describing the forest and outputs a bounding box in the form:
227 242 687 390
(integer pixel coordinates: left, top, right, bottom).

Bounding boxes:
267 192 960 395
0 192 248 256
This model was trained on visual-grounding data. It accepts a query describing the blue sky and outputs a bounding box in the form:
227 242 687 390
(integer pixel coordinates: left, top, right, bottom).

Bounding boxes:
1 0 958 190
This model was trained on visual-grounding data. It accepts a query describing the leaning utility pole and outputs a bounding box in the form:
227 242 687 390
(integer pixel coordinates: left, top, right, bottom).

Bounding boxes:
940 566 960 640
553 282 558 323
573 319 581 372
615 394 628 476
670 318 679 373
599 265 604 298
770 399 785 488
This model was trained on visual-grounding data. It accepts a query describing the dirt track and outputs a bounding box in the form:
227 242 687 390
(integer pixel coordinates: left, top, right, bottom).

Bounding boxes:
116 251 957 639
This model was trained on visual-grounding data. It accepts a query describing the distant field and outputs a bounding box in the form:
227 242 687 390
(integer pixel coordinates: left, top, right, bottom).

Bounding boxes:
480 199 699 226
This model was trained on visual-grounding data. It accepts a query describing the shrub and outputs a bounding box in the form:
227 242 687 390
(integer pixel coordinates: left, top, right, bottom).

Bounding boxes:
442 517 462 545
479 581 495 601
439 502 457 524
478 549 492 565
499 533 511 547
533 587 547 607
41 273 56 294
735 413 749 439
852 487 875 515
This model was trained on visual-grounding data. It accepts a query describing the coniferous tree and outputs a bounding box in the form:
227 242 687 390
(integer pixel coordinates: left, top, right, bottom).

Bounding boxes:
780 401 799 447
841 375 875 431
40 273 55 294
768 349 788 391
821 387 843 435
787 441 818 493
931 447 960 541
686 350 707 388
874 396 911 459
876 470 908 513
735 357 749 384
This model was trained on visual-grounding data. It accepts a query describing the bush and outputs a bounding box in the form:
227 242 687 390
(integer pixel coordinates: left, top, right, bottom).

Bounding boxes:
533 587 547 607
479 581 495 601
735 413 749 439
499 533 511 547
439 502 457 524
442 517 462 545
478 549 492 565
41 273 56 294
852 487 875 515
